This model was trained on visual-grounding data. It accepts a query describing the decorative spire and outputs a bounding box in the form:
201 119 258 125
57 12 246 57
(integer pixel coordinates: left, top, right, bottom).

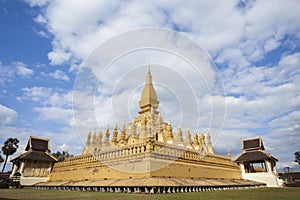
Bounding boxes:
198 132 208 155
138 65 159 114
184 129 193 149
97 128 103 152
227 149 231 158
200 133 205 146
119 122 127 145
166 121 173 144
104 125 110 146
92 131 97 147
156 119 165 143
130 123 138 144
206 132 215 154
139 120 148 143
92 131 97 153
146 63 152 84
192 130 200 151
86 131 91 146
82 131 91 155
175 124 184 147
112 124 118 145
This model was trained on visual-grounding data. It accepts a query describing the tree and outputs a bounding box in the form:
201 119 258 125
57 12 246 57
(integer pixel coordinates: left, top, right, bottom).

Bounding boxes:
295 151 300 165
0 150 4 163
284 166 292 173
2 138 19 172
52 151 72 162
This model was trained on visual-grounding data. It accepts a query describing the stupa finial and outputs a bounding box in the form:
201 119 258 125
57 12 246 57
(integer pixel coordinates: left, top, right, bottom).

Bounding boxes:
138 64 159 114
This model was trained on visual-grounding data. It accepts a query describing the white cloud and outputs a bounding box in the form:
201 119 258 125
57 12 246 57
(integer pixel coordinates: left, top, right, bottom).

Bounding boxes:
30 0 245 65
34 14 47 24
22 87 52 102
48 91 72 108
48 49 72 65
20 86 75 129
245 0 300 41
279 52 300 66
34 106 73 124
14 62 34 77
0 62 14 86
49 69 69 81
0 104 17 124
0 61 34 86
277 162 299 170
24 0 49 7
30 0 300 69
21 86 73 108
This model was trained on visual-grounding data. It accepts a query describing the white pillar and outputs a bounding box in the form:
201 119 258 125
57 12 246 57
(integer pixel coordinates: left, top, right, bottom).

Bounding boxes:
273 165 278 174
47 162 53 175
20 161 25 174
265 161 272 172
10 163 17 177
240 163 246 174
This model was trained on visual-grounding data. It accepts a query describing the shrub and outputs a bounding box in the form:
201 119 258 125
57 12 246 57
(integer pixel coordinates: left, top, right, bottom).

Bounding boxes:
0 177 9 189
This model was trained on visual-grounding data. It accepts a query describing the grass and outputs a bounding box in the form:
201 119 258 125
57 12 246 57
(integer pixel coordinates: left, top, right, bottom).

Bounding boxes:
0 187 299 200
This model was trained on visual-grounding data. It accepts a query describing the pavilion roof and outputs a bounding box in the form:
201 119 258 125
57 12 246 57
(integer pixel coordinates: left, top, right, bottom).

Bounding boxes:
235 150 278 163
242 137 264 151
25 136 50 152
11 150 57 163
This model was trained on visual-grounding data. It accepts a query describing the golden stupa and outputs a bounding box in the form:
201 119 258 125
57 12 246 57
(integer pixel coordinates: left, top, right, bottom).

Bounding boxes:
36 66 263 192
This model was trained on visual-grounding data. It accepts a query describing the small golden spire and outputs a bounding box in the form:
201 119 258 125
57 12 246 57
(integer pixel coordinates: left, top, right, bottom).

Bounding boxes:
86 131 91 146
175 124 184 146
92 131 97 145
97 128 103 152
185 128 193 149
200 132 205 145
177 124 181 131
193 130 200 150
228 149 231 158
104 125 110 146
112 124 118 145
206 132 215 154
166 121 173 144
120 122 127 145
98 127 103 138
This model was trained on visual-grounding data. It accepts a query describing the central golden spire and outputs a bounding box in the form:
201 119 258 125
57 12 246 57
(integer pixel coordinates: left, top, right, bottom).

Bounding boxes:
138 65 159 114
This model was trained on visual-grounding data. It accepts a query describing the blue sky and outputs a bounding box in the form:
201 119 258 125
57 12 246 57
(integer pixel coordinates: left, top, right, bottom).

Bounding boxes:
0 0 300 172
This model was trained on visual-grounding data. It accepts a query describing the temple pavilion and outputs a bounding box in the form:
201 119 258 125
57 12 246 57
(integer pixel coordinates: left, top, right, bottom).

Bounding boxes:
10 136 57 186
33 67 265 193
235 137 282 187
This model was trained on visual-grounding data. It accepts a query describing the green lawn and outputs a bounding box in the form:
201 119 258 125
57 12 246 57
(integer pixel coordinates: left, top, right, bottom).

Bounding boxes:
0 188 299 200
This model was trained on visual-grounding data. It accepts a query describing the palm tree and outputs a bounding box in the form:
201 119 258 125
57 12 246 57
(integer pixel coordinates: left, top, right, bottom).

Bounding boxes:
1 138 19 172
0 150 4 163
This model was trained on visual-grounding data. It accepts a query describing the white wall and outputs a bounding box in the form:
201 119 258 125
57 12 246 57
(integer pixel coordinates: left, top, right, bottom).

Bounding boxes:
20 177 49 186
242 172 282 187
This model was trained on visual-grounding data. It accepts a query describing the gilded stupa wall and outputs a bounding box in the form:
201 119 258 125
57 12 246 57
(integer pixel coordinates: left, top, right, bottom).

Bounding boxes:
49 66 241 182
